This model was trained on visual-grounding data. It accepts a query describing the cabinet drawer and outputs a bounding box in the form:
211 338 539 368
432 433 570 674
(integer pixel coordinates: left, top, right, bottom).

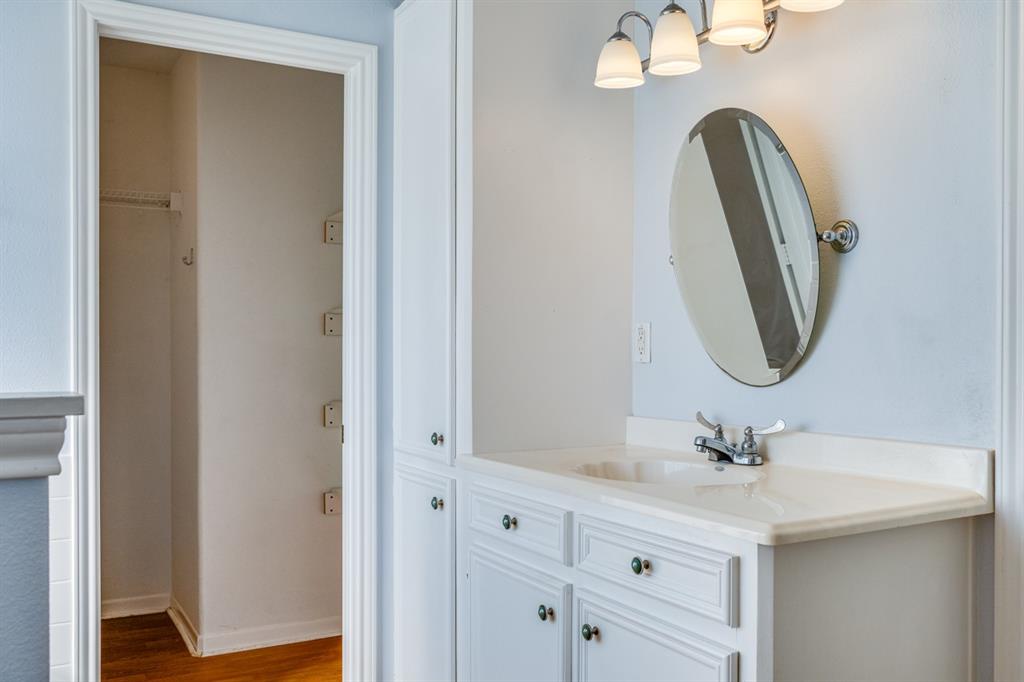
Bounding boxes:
467 484 572 565
574 589 738 682
575 516 738 626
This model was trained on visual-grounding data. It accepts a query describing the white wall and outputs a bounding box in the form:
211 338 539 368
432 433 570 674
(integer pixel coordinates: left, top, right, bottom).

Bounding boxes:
472 0 634 454
170 50 200 630
194 54 344 648
99 63 174 611
630 2 1000 678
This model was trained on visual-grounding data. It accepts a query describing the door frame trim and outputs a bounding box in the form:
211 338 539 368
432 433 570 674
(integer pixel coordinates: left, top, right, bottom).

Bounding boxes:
72 2 379 679
998 1 1024 678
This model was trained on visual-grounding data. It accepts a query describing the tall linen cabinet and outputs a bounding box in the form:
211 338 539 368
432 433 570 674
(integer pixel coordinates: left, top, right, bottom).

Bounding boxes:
392 0 458 680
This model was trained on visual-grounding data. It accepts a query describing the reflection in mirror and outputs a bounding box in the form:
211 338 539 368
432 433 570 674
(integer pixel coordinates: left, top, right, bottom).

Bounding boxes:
669 108 818 386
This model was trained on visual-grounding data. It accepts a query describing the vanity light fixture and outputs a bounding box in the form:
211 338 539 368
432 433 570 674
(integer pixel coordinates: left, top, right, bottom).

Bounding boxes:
595 0 844 89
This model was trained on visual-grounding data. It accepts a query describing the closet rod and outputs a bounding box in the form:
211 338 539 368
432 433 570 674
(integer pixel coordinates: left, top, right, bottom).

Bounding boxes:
99 189 181 211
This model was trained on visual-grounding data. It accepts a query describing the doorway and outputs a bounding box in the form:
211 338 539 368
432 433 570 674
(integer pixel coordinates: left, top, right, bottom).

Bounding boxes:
71 3 379 680
94 35 344 676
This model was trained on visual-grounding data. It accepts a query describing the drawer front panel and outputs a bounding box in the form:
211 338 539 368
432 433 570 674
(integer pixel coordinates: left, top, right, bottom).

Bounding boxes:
468 484 572 564
576 516 738 626
574 590 738 682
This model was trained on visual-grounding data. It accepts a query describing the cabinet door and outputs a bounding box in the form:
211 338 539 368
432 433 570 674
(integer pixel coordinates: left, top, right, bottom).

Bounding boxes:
574 592 738 682
468 547 571 682
393 0 455 465
394 465 456 682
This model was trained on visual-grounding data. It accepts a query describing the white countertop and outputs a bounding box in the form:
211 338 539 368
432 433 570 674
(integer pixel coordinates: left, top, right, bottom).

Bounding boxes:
460 419 993 546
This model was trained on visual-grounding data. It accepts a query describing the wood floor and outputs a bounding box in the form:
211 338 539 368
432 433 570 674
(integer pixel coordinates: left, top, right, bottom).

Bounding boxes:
101 613 341 681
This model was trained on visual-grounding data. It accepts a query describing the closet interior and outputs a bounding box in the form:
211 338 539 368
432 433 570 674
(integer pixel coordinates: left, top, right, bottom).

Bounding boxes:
95 36 345 673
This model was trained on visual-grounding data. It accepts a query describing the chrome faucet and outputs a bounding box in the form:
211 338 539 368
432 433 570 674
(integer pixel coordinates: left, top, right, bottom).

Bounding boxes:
693 412 785 466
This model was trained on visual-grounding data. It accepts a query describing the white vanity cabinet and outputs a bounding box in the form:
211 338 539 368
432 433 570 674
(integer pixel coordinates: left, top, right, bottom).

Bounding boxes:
393 0 455 466
457 447 985 682
459 476 748 682
393 463 457 682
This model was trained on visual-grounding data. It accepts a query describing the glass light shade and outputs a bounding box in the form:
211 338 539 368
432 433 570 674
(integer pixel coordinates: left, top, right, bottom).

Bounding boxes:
595 37 645 89
708 0 768 46
780 0 844 11
649 10 701 76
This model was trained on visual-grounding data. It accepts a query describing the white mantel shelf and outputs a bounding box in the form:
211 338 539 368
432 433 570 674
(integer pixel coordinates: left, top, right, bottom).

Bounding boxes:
0 393 84 479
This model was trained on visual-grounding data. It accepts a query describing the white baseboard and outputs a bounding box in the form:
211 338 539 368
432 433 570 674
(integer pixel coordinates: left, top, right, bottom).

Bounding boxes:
101 593 170 620
167 597 201 657
199 615 342 657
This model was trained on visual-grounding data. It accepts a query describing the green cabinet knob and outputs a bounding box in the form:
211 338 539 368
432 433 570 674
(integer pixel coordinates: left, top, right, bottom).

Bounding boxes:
538 605 553 621
631 556 650 575
581 623 599 641
501 514 518 530
430 496 444 510
430 432 445 446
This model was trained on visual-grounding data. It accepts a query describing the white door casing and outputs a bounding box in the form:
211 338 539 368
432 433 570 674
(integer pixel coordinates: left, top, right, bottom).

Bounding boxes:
72 2 378 679
998 1 1024 679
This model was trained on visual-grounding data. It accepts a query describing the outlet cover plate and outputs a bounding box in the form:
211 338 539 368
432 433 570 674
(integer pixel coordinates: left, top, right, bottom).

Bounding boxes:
634 322 651 363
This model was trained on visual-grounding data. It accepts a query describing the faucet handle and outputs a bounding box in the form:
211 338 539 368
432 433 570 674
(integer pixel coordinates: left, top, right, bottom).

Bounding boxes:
696 412 724 439
748 419 786 436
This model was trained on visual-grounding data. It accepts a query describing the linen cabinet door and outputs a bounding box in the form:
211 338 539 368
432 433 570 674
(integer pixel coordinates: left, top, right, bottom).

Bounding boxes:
393 0 455 466
574 592 738 682
393 465 456 682
468 547 571 682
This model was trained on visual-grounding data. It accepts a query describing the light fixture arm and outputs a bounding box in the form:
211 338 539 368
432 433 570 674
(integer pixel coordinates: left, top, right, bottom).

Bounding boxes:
696 0 710 33
742 9 778 54
613 10 655 72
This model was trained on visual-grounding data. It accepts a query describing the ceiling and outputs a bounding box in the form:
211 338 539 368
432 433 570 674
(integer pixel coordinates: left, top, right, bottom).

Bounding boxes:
100 38 183 74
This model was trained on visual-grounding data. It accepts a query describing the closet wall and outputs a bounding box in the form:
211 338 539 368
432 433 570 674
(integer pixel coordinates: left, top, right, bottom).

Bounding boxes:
169 50 200 630
99 60 174 615
99 40 344 654
193 54 344 650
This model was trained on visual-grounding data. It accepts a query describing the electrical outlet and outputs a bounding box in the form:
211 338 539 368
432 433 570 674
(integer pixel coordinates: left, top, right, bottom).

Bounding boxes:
323 488 341 515
634 322 652 363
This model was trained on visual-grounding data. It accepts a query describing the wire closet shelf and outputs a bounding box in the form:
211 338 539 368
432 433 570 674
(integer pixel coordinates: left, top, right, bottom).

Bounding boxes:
99 188 179 210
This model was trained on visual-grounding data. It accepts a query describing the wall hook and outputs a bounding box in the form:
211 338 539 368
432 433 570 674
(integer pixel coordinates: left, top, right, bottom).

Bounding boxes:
182 248 194 266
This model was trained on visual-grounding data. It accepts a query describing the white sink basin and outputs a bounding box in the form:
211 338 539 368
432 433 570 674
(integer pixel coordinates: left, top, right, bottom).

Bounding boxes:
572 459 763 487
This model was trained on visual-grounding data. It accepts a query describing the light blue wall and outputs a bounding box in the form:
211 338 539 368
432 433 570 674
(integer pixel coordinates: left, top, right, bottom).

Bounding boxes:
0 479 49 682
0 0 395 676
632 0 1001 449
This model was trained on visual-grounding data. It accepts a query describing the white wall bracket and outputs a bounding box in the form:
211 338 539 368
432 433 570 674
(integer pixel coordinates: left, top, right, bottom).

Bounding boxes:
324 210 342 244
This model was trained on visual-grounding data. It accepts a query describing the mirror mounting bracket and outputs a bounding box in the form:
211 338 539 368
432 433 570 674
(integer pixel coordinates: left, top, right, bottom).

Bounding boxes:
817 219 859 253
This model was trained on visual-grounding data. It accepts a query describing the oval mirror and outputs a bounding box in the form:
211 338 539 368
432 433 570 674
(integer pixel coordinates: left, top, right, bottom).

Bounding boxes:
669 108 818 386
